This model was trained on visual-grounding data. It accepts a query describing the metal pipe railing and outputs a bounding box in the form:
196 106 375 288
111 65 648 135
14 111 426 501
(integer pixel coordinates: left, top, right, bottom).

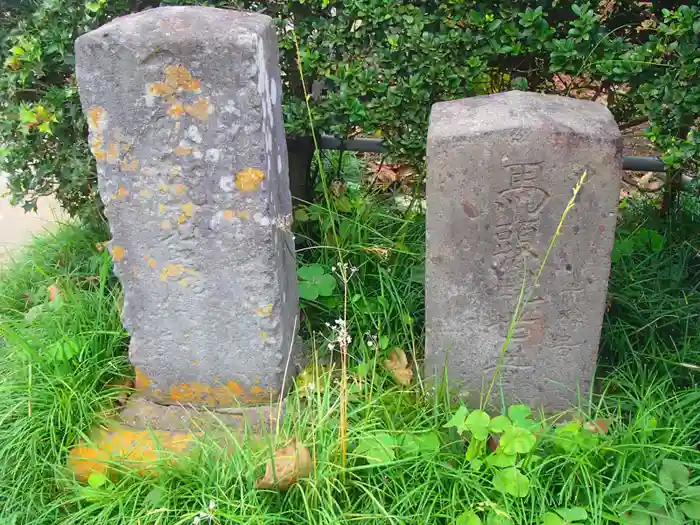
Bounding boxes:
314 135 667 173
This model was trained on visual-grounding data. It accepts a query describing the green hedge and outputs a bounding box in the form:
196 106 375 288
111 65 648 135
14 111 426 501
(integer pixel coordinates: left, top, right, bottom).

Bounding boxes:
1 1 699 221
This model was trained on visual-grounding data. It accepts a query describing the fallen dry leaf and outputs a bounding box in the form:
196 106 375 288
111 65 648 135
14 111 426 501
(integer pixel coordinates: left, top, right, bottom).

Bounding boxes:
583 418 612 435
255 439 312 491
383 348 413 386
362 246 390 259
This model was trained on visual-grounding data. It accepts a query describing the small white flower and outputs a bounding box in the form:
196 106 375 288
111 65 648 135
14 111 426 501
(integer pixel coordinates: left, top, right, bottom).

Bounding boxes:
209 500 215 512
193 517 200 525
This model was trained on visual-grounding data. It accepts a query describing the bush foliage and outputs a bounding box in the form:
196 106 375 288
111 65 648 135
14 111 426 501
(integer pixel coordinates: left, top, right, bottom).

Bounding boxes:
1 1 699 220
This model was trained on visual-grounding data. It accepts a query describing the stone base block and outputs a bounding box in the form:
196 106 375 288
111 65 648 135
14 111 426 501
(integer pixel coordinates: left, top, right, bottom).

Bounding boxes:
68 397 278 482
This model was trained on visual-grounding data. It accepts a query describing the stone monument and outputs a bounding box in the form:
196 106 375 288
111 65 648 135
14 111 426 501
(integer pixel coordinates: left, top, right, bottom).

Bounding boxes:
73 5 298 445
425 91 621 412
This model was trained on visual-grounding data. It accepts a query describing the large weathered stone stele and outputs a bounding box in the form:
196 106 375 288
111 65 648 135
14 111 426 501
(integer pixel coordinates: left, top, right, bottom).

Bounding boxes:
75 7 299 409
425 92 622 412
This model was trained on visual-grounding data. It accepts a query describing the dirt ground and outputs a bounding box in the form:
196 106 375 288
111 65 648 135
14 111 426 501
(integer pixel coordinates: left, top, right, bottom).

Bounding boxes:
0 175 66 263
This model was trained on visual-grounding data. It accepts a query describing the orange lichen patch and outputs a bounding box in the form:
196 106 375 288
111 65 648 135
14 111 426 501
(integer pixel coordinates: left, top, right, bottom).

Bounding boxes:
67 425 196 482
184 97 211 121
236 168 265 192
148 66 201 98
87 107 107 130
166 380 270 406
114 186 129 199
167 103 185 119
90 135 105 159
134 368 151 391
178 202 195 224
192 361 200 367
145 257 157 269
173 184 187 195
222 209 250 221
255 304 273 317
248 385 273 404
121 159 140 172
174 145 193 156
159 264 197 282
112 246 125 262
106 142 120 164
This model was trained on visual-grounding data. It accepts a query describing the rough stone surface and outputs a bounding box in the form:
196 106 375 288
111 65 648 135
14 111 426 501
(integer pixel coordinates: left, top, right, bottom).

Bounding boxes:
119 396 277 433
75 7 299 408
425 91 622 412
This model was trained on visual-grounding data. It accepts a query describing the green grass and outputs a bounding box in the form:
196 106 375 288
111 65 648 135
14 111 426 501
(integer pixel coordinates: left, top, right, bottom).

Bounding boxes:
0 183 699 524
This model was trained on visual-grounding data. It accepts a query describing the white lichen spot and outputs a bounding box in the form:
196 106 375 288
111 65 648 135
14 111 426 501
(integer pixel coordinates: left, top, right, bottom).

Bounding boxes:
185 125 203 144
220 175 235 192
193 150 203 159
223 100 238 114
205 149 221 163
256 37 269 97
259 216 271 227
270 77 278 104
277 153 282 173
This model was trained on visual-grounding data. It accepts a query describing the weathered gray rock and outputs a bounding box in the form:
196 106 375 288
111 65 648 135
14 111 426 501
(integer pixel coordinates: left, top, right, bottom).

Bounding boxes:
425 91 621 412
75 7 299 408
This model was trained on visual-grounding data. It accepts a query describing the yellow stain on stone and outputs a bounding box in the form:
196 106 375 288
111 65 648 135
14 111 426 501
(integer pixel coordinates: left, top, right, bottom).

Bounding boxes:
158 184 170 193
148 65 201 100
106 142 120 164
112 246 125 262
184 97 212 121
134 368 150 391
255 304 273 317
159 264 197 282
145 257 157 269
139 189 153 198
260 330 269 341
121 159 140 172
67 425 196 482
160 264 184 281
181 202 194 218
236 168 265 192
87 107 107 130
165 381 274 407
90 135 105 160
158 203 167 216
160 220 172 230
222 210 250 221
167 103 185 119
174 145 193 156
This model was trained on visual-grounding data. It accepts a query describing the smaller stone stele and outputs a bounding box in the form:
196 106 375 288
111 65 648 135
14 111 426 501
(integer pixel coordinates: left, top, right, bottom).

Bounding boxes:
425 91 622 413
70 6 299 480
